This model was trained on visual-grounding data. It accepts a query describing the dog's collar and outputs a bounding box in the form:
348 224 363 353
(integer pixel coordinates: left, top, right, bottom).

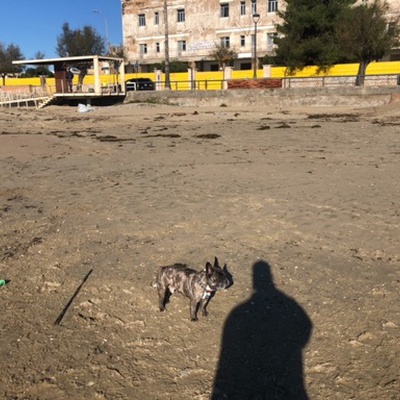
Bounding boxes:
203 286 215 299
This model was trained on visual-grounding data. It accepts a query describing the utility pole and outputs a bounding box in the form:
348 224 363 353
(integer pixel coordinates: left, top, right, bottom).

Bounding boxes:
93 9 110 52
163 0 171 89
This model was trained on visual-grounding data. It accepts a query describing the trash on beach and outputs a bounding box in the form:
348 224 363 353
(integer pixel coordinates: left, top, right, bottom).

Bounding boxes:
0 279 10 287
77 103 95 113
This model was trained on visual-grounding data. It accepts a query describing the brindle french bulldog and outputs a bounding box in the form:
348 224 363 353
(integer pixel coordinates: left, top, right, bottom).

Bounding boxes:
156 257 232 321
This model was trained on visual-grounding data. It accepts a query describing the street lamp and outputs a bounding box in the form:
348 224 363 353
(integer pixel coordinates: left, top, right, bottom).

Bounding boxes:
252 12 260 79
93 9 110 51
163 0 171 89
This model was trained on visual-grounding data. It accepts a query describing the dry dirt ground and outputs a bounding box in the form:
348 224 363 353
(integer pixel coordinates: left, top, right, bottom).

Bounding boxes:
0 101 399 400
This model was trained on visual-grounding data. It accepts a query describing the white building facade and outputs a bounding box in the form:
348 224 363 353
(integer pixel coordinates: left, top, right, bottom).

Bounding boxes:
121 0 400 72
122 0 284 71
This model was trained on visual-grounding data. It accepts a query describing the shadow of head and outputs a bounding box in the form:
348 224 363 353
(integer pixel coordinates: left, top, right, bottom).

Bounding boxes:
252 259 273 292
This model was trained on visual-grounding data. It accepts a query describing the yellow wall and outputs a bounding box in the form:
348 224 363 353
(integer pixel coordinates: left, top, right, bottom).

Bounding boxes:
232 70 256 79
125 73 155 80
271 61 400 78
3 61 400 89
2 74 122 87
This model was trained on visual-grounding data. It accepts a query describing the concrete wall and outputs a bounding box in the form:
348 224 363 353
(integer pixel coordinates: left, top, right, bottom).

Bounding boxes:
125 86 400 108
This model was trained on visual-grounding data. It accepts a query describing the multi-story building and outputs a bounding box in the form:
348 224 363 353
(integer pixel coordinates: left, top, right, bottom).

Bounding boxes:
122 0 283 71
121 0 400 72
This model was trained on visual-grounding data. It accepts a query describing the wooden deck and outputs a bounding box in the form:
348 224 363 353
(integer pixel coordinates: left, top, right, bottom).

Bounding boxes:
1 79 126 109
7 55 126 108
0 92 126 108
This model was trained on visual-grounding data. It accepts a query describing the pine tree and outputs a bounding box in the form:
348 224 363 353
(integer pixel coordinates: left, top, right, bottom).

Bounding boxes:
0 42 24 85
274 0 356 74
336 0 400 86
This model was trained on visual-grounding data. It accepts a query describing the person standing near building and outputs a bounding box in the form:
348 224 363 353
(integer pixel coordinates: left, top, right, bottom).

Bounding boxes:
66 68 74 92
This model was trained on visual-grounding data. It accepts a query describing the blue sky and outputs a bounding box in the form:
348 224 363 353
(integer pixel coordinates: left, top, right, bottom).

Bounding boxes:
0 0 123 59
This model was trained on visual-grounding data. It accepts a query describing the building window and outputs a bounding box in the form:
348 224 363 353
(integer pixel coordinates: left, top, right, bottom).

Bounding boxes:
138 14 146 27
388 21 397 35
267 33 277 50
139 43 147 55
251 0 257 14
220 36 230 48
268 0 278 13
156 42 160 53
177 9 185 22
154 12 159 24
178 40 187 52
240 1 246 15
240 35 245 47
220 3 229 18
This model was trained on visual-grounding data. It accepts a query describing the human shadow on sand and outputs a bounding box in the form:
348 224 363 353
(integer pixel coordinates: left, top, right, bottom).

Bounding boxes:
211 260 312 400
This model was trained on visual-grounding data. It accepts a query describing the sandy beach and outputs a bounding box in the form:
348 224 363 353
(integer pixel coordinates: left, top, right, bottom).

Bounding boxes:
1 101 399 399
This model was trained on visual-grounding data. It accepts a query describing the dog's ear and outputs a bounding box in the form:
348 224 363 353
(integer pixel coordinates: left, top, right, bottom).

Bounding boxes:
206 261 213 276
214 257 220 269
223 263 227 271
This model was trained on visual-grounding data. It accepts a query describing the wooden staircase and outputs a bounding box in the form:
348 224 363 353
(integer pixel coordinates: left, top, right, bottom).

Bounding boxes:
37 95 60 109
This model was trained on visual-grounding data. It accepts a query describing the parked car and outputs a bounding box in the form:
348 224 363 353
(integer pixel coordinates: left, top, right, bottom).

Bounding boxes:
125 78 155 91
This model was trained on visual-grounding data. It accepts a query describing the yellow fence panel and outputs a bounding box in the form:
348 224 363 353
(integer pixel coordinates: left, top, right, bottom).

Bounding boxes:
270 61 400 78
231 70 256 79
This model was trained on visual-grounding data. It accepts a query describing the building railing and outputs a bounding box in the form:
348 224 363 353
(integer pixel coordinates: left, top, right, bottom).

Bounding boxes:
48 83 122 95
154 79 226 91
